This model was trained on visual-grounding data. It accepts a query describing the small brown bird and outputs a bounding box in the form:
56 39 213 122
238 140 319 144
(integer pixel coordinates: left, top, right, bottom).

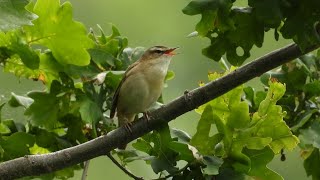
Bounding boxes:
110 46 177 148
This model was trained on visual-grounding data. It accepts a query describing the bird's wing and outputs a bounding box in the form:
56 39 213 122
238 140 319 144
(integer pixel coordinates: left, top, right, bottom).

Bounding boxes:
110 61 140 118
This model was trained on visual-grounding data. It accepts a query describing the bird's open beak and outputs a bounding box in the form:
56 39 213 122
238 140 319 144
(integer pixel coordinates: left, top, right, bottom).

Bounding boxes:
164 47 179 56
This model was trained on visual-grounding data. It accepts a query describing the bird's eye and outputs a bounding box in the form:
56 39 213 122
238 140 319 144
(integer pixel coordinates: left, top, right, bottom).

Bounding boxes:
154 50 163 54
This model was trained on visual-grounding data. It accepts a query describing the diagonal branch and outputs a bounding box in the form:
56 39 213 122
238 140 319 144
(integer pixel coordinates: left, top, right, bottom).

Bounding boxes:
0 43 319 179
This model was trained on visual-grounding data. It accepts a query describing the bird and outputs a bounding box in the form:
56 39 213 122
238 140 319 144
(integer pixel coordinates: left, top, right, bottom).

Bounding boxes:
110 45 178 148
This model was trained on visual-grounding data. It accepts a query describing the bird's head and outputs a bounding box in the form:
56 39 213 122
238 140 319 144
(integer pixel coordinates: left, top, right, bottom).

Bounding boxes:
140 46 178 62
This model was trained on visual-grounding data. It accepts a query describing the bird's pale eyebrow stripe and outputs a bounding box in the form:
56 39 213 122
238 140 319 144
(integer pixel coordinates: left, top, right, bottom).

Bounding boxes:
149 46 166 51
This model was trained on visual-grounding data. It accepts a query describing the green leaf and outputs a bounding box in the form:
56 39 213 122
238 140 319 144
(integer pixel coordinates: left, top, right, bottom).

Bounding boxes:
38 52 64 86
258 81 285 116
170 128 191 143
202 155 223 175
122 156 155 164
304 80 320 97
0 30 40 69
254 91 267 110
281 0 320 51
0 123 11 134
0 0 37 32
25 89 61 129
304 148 320 180
248 0 282 28
134 125 179 174
0 132 35 160
32 128 60 149
120 47 145 69
24 0 94 66
79 97 103 124
0 103 5 122
106 24 121 41
227 101 250 129
291 110 318 132
246 147 283 180
8 92 34 108
303 148 320 180
299 121 320 149
215 168 249 180
253 81 298 154
182 0 233 36
1 119 18 134
132 138 153 155
150 158 178 174
89 48 115 68
104 71 125 90
3 55 40 79
29 144 50 154
243 86 254 107
190 105 217 155
115 149 139 163
167 142 195 162
54 166 78 179
64 115 87 144
201 8 264 65
195 76 298 177
165 70 175 81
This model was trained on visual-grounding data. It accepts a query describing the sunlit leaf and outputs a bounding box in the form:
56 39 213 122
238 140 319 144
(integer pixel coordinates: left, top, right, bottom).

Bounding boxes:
246 147 283 180
0 30 40 69
24 0 94 66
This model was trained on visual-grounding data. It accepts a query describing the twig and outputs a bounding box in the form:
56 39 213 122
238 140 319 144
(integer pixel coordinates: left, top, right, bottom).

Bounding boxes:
106 153 143 180
81 161 90 180
0 42 319 179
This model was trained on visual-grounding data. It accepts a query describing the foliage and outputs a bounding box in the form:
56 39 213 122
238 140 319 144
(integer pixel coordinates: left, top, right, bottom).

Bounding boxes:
122 73 297 179
183 0 320 66
260 50 320 180
0 0 319 179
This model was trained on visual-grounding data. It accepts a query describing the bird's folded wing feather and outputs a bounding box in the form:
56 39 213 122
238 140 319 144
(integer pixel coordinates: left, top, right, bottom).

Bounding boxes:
110 61 140 118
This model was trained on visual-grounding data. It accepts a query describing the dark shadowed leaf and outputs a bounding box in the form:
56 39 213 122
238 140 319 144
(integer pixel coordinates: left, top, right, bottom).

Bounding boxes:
0 132 35 160
304 148 320 180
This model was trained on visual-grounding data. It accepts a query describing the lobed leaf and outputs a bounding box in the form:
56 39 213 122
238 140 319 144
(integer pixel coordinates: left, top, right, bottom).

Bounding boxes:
0 0 37 32
0 132 35 161
24 0 94 66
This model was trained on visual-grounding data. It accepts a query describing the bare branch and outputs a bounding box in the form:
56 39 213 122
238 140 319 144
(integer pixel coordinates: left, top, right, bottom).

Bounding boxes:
0 42 319 179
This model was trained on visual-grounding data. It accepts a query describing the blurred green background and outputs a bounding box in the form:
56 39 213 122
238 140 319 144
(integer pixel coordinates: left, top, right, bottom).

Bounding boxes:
0 0 310 179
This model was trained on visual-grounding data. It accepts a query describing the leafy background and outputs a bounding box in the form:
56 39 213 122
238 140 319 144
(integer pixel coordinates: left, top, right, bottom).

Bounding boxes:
0 0 311 179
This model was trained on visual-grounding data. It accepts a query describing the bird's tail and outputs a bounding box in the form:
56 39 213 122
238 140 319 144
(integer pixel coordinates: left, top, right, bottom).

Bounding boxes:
117 114 136 149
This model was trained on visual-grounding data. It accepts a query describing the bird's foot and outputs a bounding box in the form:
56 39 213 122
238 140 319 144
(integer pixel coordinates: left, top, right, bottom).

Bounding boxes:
124 122 133 133
143 111 151 122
